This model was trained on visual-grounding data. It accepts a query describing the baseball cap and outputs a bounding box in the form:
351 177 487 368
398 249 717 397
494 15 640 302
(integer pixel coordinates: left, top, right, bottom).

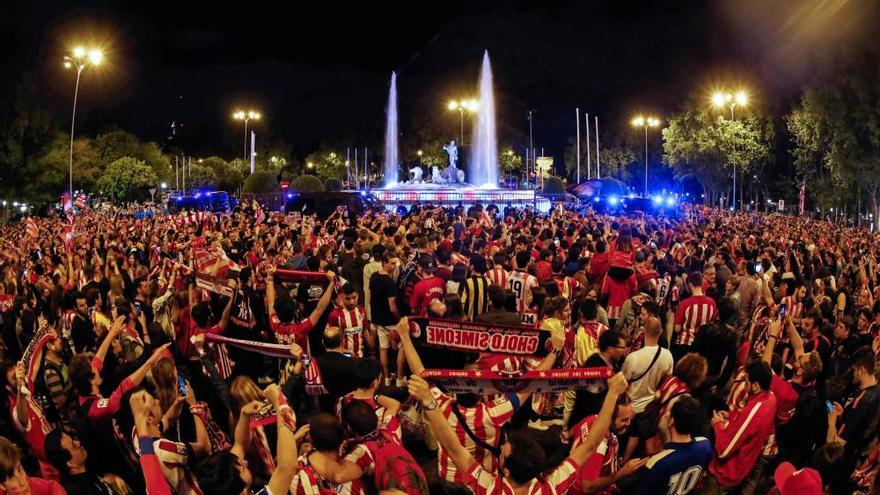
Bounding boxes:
418 254 437 273
774 462 821 495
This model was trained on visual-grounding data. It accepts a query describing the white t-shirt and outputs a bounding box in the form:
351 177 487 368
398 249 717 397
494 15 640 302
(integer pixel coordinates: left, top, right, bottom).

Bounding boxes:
622 345 674 413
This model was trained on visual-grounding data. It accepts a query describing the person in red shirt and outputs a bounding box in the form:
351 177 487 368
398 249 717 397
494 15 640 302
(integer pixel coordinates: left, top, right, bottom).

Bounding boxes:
328 284 372 358
707 360 777 492
267 267 336 353
568 404 645 495
409 255 446 317
0 436 65 495
673 272 718 360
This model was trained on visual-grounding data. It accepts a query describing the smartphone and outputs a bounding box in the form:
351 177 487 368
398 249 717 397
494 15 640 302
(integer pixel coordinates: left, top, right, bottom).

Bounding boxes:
779 303 787 320
754 263 762 273
826 401 834 414
177 375 187 398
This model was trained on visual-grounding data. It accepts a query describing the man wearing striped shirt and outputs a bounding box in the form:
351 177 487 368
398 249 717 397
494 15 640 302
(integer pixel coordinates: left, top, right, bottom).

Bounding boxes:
461 255 491 321
486 253 509 288
410 371 629 495
327 284 371 358
508 251 539 322
672 272 717 360
396 317 564 485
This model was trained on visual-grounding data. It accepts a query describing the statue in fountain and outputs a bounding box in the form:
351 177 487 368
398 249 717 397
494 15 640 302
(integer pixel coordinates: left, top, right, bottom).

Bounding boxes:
408 166 424 183
443 140 459 168
437 140 464 185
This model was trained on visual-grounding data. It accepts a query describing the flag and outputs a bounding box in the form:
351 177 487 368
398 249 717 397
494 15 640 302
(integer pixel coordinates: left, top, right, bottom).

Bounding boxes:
799 178 806 216
21 321 56 392
25 218 38 239
254 207 266 225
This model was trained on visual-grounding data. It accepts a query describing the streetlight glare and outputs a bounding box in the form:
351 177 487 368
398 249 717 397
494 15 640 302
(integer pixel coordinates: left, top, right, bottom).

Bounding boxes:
711 92 727 109
463 99 479 111
64 61 72 69
87 49 103 66
647 117 660 127
72 46 86 58
447 100 459 111
631 116 645 127
735 90 749 106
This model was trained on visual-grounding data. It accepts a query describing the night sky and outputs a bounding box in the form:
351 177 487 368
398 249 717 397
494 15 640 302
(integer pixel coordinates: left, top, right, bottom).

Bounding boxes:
3 0 878 160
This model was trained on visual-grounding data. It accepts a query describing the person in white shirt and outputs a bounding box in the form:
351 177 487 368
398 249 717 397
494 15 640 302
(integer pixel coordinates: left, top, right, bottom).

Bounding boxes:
621 317 673 462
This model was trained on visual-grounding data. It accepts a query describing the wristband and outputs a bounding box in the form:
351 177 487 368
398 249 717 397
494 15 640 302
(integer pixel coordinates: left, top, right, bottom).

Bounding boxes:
138 437 156 456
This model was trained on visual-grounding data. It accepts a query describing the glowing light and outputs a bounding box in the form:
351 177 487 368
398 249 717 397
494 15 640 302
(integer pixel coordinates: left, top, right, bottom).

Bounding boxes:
735 90 749 106
652 196 663 205
711 92 728 108
72 47 86 58
87 49 103 66
160 182 167 189
19 205 27 213
307 162 314 169
608 196 619 205
631 116 645 127
64 61 72 69
447 100 459 111
665 197 675 206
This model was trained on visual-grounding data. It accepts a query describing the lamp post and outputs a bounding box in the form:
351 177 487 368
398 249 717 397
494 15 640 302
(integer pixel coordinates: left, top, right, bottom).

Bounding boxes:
233 110 261 163
417 150 423 165
447 99 478 145
64 46 103 199
631 115 660 197
711 90 749 210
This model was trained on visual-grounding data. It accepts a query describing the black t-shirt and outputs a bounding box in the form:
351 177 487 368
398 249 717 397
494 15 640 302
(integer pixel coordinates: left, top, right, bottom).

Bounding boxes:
369 273 399 326
839 384 880 451
71 314 96 354
316 351 361 413
62 472 115 495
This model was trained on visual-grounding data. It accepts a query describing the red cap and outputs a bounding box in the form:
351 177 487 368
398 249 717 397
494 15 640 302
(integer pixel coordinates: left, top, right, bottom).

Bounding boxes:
774 462 821 495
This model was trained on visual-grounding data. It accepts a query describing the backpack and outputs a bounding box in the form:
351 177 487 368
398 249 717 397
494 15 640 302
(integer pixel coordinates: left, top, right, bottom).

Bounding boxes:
632 391 687 440
370 431 429 495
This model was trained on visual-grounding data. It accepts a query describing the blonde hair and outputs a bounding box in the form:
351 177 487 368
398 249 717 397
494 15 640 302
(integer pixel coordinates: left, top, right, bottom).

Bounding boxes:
230 376 263 417
150 356 179 413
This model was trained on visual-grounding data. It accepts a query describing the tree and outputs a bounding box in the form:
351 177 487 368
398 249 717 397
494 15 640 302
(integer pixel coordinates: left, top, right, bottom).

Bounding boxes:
596 146 639 183
499 148 524 176
242 171 280 194
0 72 55 197
787 48 880 226
96 157 158 201
290 175 324 193
304 148 345 182
662 106 772 205
187 164 219 190
201 156 244 191
23 133 99 202
94 129 171 182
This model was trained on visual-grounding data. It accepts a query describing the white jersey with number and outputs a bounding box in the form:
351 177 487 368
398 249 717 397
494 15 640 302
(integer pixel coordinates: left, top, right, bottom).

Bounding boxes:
507 270 538 314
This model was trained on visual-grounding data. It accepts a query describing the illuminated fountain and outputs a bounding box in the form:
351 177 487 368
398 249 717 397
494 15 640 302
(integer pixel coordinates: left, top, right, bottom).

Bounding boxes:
373 51 533 206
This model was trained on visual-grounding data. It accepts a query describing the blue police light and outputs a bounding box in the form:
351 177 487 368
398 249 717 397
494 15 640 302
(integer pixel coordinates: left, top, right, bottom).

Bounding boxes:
608 196 619 205
652 195 663 205
286 193 293 199
360 191 368 197
593 196 600 203
665 197 676 206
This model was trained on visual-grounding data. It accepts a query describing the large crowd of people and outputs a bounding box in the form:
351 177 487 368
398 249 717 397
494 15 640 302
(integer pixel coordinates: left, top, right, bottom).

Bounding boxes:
0 199 879 495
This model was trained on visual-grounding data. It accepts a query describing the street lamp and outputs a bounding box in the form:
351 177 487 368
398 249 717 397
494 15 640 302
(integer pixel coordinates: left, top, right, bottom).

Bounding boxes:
447 99 478 145
64 46 103 200
711 89 750 210
417 150 423 165
232 110 261 163
631 115 660 197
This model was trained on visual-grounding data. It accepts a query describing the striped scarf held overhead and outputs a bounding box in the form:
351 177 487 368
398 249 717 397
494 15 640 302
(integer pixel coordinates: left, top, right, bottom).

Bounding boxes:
204 334 327 395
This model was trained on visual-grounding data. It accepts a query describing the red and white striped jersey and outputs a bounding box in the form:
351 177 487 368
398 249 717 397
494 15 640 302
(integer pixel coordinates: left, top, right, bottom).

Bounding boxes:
507 270 538 313
780 296 804 321
673 295 718 346
657 375 691 421
328 306 369 358
433 389 515 483
486 266 509 288
462 457 580 495
291 450 366 495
